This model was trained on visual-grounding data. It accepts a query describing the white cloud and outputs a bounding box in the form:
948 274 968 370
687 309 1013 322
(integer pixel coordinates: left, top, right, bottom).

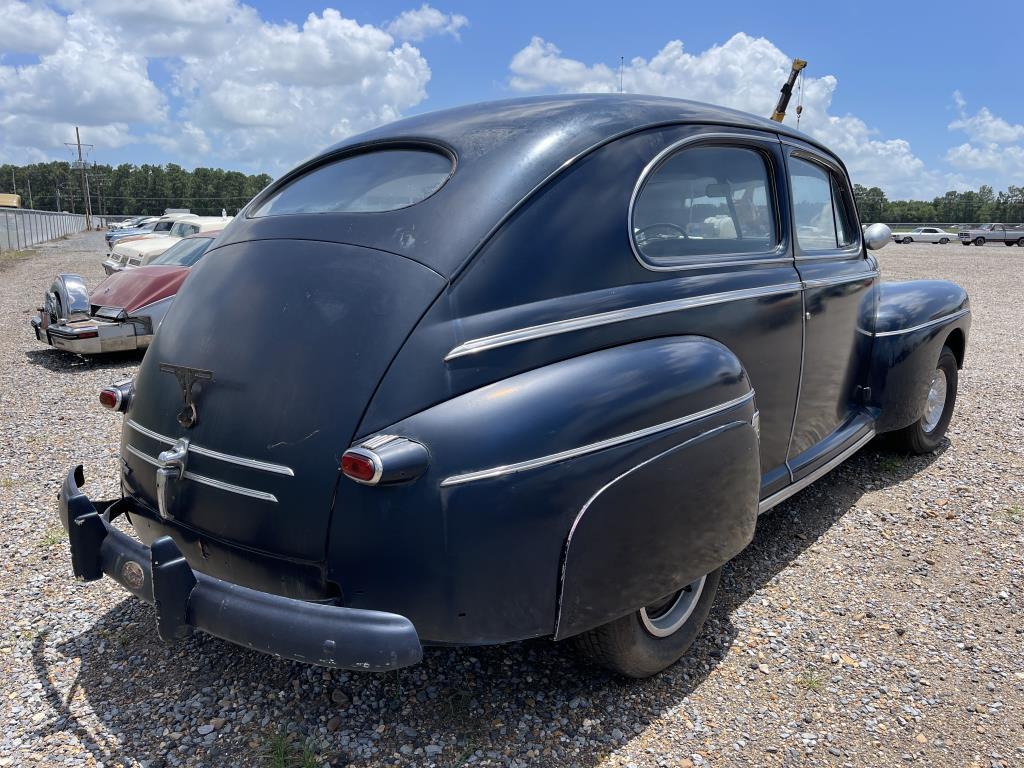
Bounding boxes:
387 4 468 41
0 0 65 54
508 33 950 198
948 92 1024 145
945 142 1024 175
0 1 464 172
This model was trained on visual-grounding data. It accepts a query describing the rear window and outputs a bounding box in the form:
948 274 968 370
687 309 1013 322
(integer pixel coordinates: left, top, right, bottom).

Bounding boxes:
147 237 213 267
252 148 453 217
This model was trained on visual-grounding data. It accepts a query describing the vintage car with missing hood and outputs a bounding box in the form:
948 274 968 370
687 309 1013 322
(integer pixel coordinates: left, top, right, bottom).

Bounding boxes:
32 231 220 354
57 95 970 678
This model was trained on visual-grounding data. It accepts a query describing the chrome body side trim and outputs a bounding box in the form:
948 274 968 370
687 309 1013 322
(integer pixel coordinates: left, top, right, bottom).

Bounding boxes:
127 419 295 476
758 427 875 514
440 390 755 487
873 308 970 338
802 270 880 289
124 444 279 502
445 282 803 361
627 131 789 272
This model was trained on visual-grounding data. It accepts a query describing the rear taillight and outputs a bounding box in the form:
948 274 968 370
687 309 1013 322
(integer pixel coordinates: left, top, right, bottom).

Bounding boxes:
99 379 134 413
340 436 429 486
341 449 382 484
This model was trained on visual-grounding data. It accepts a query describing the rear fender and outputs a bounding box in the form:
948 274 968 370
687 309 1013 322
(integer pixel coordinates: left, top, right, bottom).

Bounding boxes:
330 336 760 645
46 274 90 322
869 280 970 433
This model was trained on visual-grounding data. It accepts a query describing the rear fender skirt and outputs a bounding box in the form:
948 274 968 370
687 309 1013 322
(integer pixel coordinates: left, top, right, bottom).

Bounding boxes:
868 280 971 433
47 274 90 322
554 419 760 640
329 335 757 645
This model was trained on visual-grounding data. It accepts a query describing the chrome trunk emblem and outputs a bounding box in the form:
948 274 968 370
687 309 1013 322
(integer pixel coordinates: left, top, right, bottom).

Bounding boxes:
159 364 213 428
155 437 189 520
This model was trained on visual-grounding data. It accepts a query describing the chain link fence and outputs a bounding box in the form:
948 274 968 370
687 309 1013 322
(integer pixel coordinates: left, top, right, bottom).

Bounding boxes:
0 208 93 253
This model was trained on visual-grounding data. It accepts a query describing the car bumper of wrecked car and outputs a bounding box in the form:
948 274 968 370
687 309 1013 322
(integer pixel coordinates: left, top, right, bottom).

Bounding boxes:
57 465 423 670
32 313 151 354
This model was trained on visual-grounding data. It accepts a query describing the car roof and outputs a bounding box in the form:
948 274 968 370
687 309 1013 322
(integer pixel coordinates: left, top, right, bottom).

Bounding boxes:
224 94 844 277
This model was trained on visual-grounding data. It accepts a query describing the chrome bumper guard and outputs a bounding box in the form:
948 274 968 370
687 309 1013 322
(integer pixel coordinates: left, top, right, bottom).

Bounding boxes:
58 465 423 671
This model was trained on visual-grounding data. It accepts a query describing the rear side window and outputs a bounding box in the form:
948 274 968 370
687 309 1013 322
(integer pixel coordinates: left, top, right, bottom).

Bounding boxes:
632 145 778 264
252 149 453 217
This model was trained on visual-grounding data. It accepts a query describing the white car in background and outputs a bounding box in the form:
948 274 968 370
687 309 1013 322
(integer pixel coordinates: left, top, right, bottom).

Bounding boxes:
103 216 230 274
891 227 955 244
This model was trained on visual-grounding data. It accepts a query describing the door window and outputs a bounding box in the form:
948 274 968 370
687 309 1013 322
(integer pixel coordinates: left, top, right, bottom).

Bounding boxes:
631 144 778 264
790 156 860 251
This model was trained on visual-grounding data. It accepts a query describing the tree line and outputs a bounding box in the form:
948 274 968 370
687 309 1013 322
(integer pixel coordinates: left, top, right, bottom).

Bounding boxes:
854 184 1024 225
2 161 273 217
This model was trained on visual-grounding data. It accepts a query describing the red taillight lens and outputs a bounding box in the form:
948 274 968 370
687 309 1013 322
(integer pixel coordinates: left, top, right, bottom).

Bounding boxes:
98 388 120 410
341 451 378 484
98 379 133 413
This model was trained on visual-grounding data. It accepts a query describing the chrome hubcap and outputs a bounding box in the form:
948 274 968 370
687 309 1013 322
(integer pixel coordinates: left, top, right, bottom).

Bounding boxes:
922 367 947 433
639 575 707 637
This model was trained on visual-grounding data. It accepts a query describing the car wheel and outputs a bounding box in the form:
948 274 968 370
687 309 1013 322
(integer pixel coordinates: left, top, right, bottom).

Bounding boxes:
894 346 958 454
974 237 985 246
573 568 721 678
939 237 949 244
1004 241 1015 247
903 237 913 244
1017 237 1024 247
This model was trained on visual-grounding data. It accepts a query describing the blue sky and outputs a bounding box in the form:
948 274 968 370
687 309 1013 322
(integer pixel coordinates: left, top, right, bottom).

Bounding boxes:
1 0 1022 198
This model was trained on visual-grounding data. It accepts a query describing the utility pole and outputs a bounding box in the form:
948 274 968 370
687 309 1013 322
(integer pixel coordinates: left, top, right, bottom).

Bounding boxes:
26 177 33 210
66 127 94 228
10 168 15 195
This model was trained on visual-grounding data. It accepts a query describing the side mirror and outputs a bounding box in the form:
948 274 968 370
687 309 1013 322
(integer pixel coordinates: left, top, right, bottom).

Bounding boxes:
863 223 891 251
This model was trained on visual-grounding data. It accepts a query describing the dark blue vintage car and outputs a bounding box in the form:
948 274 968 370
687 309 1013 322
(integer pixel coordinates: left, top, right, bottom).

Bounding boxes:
59 95 969 677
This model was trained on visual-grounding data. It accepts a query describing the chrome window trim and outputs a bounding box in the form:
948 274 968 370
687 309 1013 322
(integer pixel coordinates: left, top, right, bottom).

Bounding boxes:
759 427 875 515
801 270 880 289
124 444 279 503
445 281 803 361
873 308 970 338
127 419 295 476
627 132 788 272
440 390 755 487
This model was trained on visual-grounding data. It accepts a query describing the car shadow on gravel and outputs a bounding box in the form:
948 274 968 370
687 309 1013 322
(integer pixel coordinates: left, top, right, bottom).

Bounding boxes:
24 347 144 374
30 439 942 768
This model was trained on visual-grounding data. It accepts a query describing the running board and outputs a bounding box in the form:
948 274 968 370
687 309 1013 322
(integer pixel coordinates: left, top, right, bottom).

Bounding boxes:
758 428 875 514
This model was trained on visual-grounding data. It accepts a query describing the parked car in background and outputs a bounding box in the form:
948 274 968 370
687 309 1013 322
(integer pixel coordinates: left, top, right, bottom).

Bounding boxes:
891 227 955 244
32 230 220 354
1 193 23 208
56 95 970 679
103 216 229 274
105 217 159 249
958 222 1024 246
108 216 148 230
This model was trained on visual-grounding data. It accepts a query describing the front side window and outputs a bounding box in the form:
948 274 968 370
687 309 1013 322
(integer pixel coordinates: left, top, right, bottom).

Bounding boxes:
791 156 859 251
252 148 453 217
632 145 778 263
153 221 174 233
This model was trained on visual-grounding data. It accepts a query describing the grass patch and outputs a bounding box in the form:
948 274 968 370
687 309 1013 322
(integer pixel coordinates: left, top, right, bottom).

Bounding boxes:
1003 505 1023 523
40 524 65 548
263 733 320 768
796 670 826 692
0 477 13 489
878 454 904 472
0 249 32 272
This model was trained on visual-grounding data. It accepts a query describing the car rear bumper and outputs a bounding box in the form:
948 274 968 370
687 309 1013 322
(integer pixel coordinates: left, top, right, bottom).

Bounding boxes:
58 465 423 671
32 313 150 354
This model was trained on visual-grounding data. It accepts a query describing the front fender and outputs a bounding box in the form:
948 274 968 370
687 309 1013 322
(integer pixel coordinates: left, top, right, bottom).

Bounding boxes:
870 280 970 432
46 274 91 322
328 336 760 645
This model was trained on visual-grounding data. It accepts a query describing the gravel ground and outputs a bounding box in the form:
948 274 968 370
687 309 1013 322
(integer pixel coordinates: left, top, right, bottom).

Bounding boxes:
1 233 1022 768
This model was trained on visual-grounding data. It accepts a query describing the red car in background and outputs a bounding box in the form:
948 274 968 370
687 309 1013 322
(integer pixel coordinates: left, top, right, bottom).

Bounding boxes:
32 230 220 354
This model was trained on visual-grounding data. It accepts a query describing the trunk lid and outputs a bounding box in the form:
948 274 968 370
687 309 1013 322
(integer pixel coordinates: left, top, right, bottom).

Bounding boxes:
121 239 445 562
91 266 190 313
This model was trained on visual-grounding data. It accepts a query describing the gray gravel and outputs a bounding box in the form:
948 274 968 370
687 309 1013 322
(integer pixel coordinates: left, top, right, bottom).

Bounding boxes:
1 233 1022 768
